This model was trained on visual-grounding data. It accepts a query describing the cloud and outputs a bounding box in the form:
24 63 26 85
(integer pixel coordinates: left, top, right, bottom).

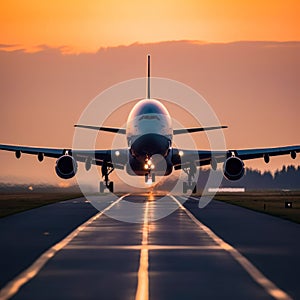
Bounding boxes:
0 43 24 52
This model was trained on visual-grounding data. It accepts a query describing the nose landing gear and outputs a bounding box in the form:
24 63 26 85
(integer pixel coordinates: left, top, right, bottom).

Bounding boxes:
144 157 155 184
145 172 156 184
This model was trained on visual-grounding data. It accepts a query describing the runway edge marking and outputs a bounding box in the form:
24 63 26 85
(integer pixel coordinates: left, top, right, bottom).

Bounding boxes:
0 194 129 300
135 199 149 300
170 195 293 300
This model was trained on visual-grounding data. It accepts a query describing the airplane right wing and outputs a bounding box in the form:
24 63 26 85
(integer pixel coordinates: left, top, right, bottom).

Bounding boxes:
0 143 129 180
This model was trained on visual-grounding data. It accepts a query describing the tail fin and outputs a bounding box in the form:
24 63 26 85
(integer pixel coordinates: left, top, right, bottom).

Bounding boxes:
147 55 150 99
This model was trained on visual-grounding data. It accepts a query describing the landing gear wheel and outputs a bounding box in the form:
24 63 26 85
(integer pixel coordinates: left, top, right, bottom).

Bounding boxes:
108 181 114 193
183 182 197 194
183 182 188 194
100 182 105 193
192 183 197 194
145 174 148 183
151 173 156 182
100 181 114 193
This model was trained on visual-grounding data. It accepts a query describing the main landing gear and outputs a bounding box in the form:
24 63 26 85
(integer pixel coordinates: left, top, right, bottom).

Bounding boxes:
182 163 197 194
100 161 114 193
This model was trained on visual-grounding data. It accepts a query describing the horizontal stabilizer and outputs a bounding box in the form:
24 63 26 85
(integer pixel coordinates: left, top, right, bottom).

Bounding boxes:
173 126 228 135
74 124 126 134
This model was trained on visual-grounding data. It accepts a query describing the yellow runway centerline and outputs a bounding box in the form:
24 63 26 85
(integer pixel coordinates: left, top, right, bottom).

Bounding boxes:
135 200 150 300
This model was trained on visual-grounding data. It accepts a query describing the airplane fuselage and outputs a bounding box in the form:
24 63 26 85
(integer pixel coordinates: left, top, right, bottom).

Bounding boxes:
126 98 173 176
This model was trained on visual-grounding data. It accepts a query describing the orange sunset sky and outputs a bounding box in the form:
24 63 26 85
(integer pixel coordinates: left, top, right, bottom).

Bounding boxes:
0 0 299 185
1 0 299 52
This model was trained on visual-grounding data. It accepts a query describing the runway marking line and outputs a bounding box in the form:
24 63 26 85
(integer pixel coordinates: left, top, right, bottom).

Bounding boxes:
170 195 292 300
0 194 129 300
66 245 222 250
135 199 149 300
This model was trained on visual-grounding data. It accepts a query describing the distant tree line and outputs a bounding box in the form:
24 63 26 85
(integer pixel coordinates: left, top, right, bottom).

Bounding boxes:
0 183 81 193
197 165 300 191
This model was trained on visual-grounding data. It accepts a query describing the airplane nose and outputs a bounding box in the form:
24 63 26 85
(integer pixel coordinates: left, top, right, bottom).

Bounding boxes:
131 133 170 158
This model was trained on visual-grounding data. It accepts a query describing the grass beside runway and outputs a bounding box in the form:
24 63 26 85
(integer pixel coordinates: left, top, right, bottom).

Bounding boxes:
0 192 83 218
213 191 300 224
2 190 300 224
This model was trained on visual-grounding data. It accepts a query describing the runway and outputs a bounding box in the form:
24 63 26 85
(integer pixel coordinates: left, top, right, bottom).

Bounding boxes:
0 194 299 300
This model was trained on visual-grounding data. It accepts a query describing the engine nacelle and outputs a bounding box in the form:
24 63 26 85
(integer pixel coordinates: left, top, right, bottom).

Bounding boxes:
55 155 78 179
223 156 245 181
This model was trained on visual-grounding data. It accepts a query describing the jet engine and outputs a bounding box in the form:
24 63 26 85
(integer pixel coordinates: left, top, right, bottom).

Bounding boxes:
55 155 78 179
223 156 245 181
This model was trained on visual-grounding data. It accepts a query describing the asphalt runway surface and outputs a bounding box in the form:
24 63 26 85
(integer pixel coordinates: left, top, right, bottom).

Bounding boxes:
0 193 299 300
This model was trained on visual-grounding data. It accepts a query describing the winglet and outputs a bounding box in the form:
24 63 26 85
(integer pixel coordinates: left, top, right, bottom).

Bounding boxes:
147 54 151 99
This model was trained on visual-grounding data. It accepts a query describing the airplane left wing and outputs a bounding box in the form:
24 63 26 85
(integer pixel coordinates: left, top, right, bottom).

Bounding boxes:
171 145 300 169
171 148 225 169
232 145 300 161
173 126 227 135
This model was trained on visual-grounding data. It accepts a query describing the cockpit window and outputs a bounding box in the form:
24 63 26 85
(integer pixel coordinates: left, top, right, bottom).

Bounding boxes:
138 115 160 120
134 104 166 115
130 99 169 117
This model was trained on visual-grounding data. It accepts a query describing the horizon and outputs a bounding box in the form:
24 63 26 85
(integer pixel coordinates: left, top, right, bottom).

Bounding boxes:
1 39 299 55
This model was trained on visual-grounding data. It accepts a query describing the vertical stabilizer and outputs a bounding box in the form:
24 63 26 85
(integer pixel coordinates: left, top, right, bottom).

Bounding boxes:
147 55 150 99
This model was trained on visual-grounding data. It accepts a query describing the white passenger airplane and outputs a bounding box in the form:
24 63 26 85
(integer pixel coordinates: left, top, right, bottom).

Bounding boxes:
0 55 299 193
